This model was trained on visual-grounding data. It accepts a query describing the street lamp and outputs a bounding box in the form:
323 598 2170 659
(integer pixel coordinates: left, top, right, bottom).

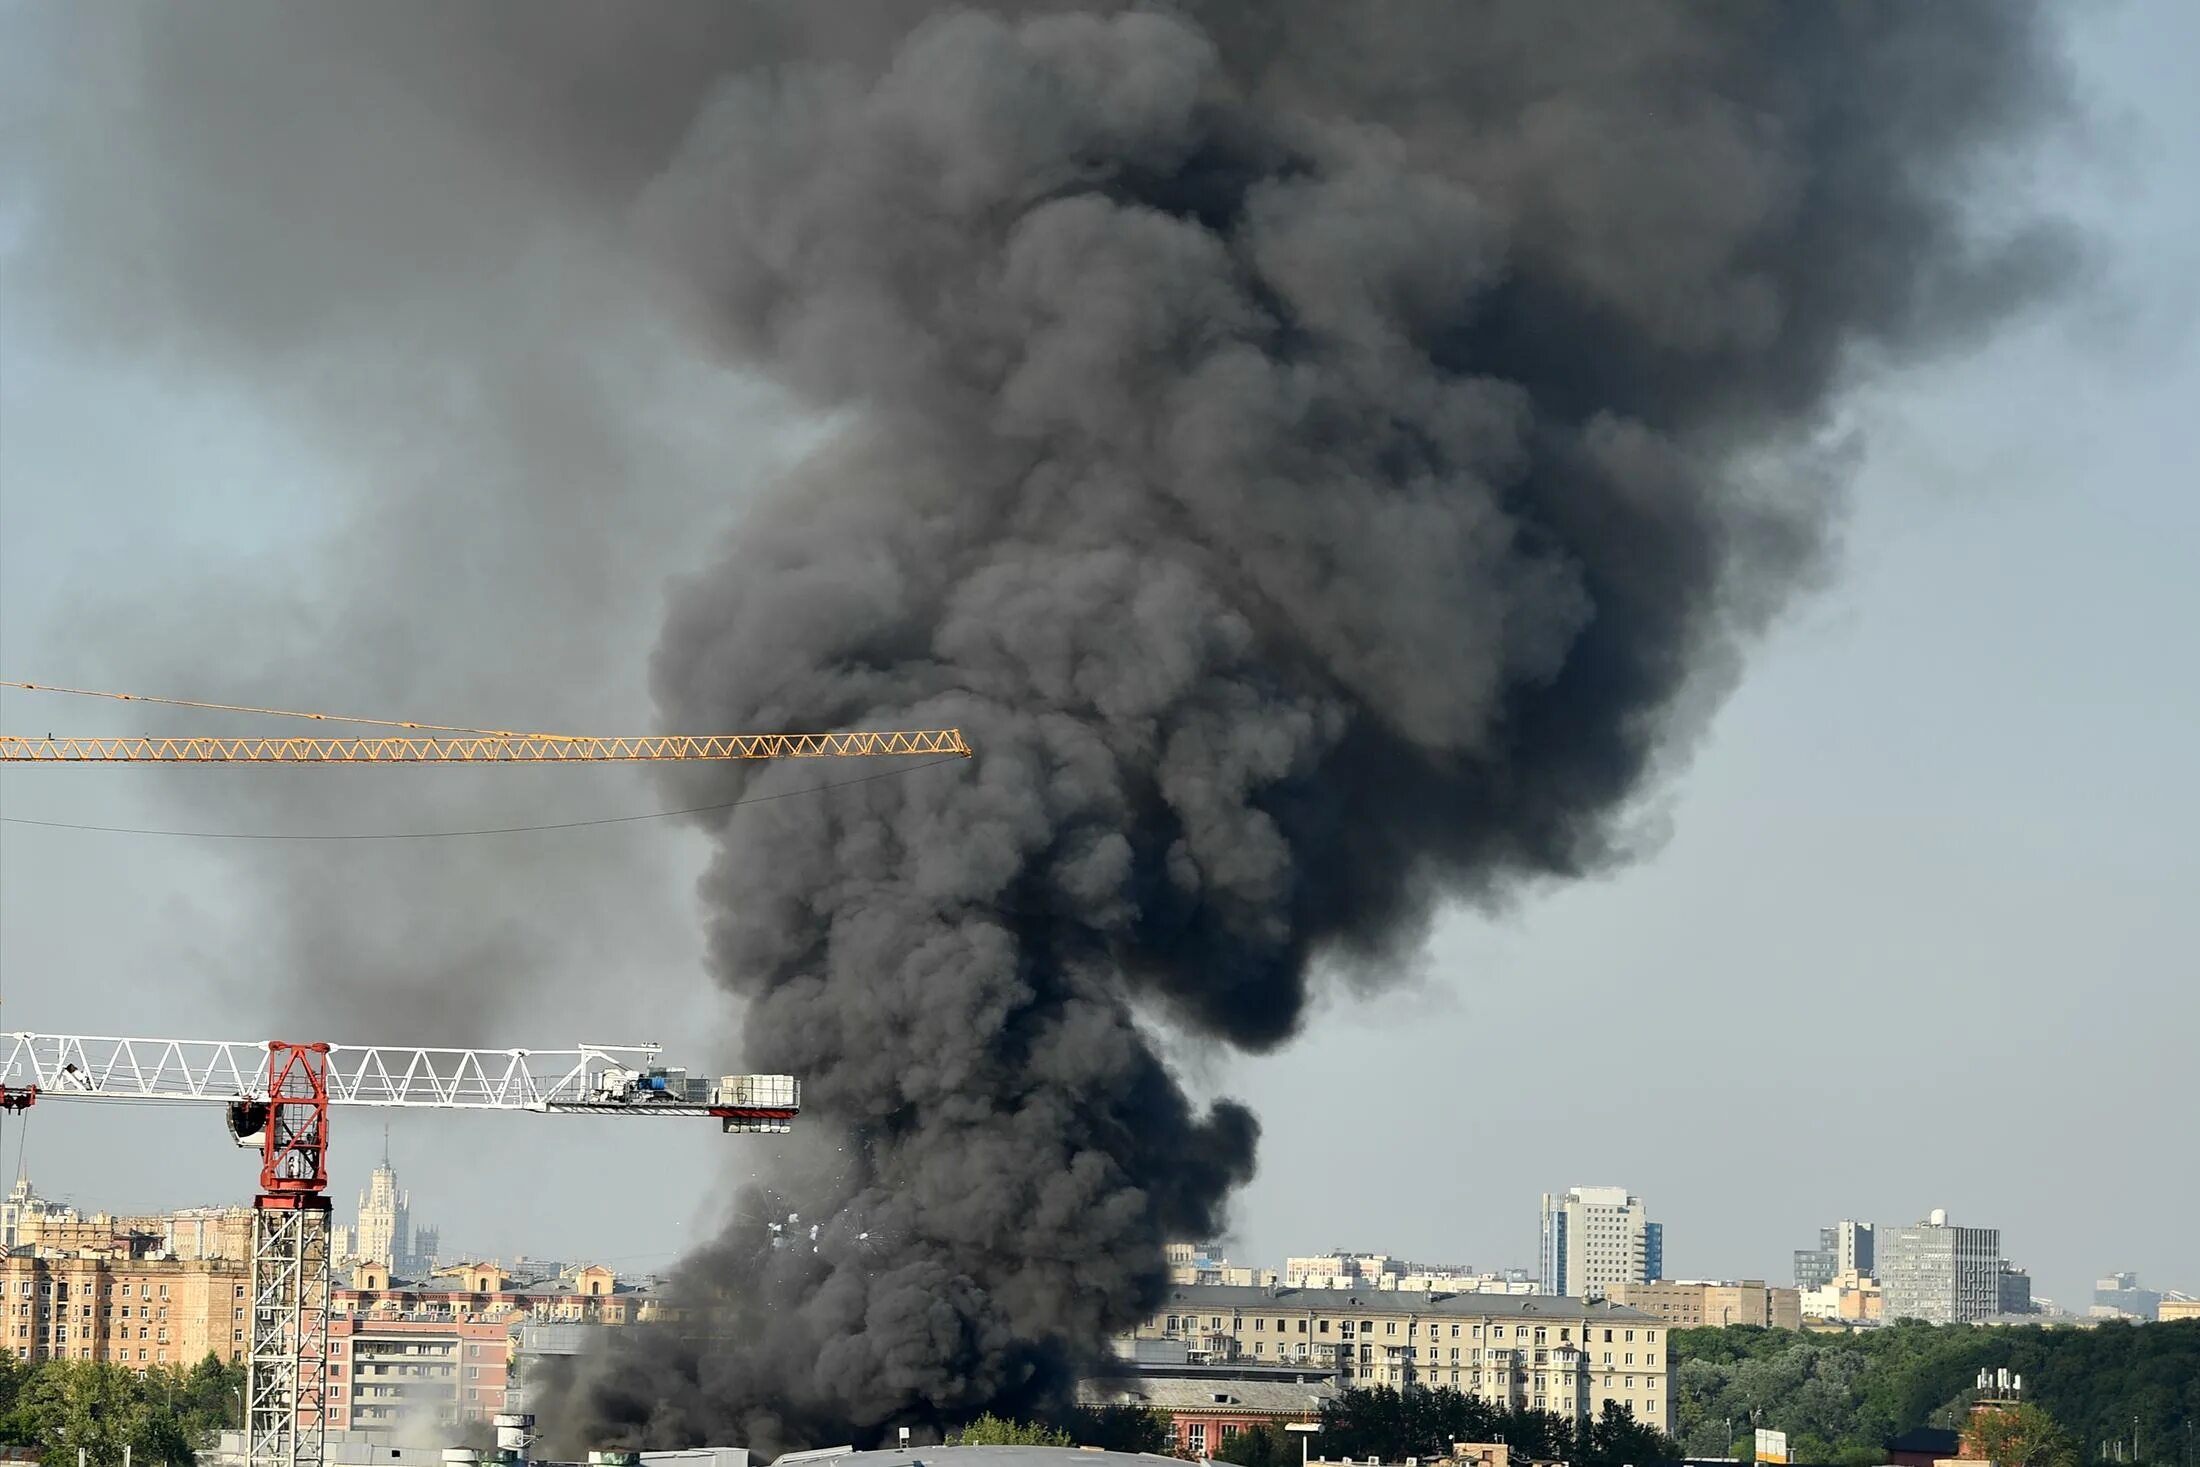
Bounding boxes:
1287 1422 1322 1467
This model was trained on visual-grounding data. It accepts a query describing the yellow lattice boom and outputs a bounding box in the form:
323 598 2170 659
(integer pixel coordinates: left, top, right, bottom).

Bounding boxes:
0 682 970 762
0 731 970 762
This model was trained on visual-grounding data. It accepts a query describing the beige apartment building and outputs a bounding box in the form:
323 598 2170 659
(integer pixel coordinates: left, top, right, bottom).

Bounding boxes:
1131 1285 1672 1431
0 1254 250 1368
1608 1281 1801 1332
2159 1298 2200 1322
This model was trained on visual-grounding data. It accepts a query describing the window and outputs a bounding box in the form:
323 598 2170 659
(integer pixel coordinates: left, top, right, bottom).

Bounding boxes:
1297 1320 1307 1333
1645 1330 1657 1343
1319 1320 1331 1334
1166 1315 1179 1331
1385 1321 1397 1335
1187 1426 1206 1455
1603 1329 1612 1342
1450 1324 1460 1337
1255 1318 1265 1331
1624 1329 1634 1341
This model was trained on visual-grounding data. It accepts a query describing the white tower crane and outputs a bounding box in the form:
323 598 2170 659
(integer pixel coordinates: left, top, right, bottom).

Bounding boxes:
0 1033 798 1467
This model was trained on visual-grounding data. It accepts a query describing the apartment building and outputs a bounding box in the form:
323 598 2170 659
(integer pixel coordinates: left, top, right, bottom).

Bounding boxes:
324 1317 510 1430
1166 1244 1278 1289
1608 1281 1801 1331
1539 1188 1662 1299
1130 1284 1672 1431
339 1261 654 1325
0 1254 250 1367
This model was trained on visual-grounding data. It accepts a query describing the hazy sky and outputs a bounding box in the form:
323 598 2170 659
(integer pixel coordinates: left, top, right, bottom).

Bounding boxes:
1 2 2194 1322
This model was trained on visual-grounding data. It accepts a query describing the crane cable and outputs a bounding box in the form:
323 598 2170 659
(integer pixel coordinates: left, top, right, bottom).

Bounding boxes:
1 679 525 736
0 754 966 841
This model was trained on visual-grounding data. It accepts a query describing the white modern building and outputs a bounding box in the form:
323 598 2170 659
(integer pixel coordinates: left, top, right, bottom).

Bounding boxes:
1539 1187 1663 1298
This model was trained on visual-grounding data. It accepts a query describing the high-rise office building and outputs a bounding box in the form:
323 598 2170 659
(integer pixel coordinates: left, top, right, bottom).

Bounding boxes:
1878 1210 2003 1324
1540 1187 1663 1298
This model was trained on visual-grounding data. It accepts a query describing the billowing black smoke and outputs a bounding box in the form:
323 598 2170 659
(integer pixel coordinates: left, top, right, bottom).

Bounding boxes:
530 0 2076 1453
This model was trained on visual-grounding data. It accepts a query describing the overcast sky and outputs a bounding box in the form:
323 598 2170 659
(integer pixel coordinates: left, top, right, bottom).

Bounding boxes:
1 4 2194 1320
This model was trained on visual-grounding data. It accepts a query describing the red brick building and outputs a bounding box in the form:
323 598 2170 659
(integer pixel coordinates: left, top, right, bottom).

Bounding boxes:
1079 1363 1335 1460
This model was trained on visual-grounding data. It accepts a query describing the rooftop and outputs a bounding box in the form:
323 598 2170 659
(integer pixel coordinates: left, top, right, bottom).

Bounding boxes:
769 1451 1173 1467
1153 1285 1660 1322
1079 1374 1338 1415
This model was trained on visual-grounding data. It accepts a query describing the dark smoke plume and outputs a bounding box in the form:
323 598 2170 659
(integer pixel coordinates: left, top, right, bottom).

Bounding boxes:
3 0 2077 1452
553 0 2074 1453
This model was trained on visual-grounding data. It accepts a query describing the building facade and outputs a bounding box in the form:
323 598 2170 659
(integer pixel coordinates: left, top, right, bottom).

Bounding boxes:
1878 1211 2003 1325
2157 1298 2200 1322
1799 1271 1884 1324
1793 1222 1873 1291
0 1254 249 1367
324 1316 510 1430
339 1260 654 1326
1608 1281 1801 1332
1166 1244 1278 1289
1129 1284 1672 1431
1539 1188 1662 1299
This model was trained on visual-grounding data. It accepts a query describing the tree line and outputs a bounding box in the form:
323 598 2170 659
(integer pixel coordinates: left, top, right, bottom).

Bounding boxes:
1670 1319 2200 1465
0 1353 244 1467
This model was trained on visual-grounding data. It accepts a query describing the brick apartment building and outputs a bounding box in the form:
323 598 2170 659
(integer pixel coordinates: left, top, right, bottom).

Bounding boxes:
0 1254 250 1368
324 1317 511 1430
1608 1280 1802 1331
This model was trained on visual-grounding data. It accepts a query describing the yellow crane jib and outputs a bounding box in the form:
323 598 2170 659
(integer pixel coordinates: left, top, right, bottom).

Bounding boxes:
0 681 970 761
0 730 972 762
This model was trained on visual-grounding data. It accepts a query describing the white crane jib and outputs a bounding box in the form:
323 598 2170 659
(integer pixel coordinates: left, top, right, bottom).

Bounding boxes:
0 1031 799 1125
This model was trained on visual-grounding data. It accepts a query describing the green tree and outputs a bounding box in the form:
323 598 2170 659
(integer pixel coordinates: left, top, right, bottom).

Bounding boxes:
1213 1423 1295 1467
1070 1405 1175 1456
1963 1404 2079 1467
6 1359 195 1467
955 1414 1072 1447
1581 1401 1678 1467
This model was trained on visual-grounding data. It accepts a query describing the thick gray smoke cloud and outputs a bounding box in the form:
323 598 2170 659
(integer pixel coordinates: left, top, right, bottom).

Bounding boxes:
5 0 2076 1452
557 1 2075 1452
